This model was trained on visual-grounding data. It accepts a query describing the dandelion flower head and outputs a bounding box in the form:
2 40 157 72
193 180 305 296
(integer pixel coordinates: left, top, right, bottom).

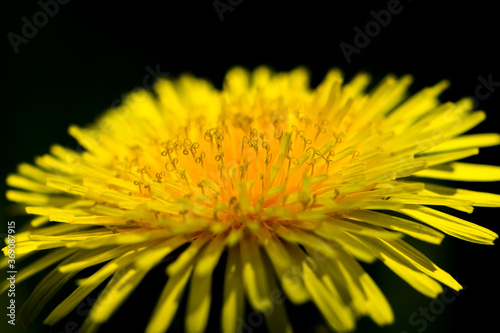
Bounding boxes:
3 66 500 333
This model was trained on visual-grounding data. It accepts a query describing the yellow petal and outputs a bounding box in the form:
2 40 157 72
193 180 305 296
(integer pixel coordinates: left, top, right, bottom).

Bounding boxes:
312 226 376 263
358 236 461 297
6 190 73 206
414 162 500 181
256 228 310 304
399 205 498 244
146 264 194 333
58 244 135 273
6 174 57 193
167 233 209 276
341 251 394 325
421 182 500 207
379 251 443 298
0 248 76 294
88 266 148 324
302 260 355 332
344 210 444 244
418 148 478 167
386 239 461 290
44 257 124 325
135 236 188 271
221 245 245 333
240 235 272 312
185 234 226 333
428 133 500 153
19 252 85 328
262 253 293 333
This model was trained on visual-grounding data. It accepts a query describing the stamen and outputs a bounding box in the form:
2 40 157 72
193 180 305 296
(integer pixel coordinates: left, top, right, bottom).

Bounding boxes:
197 180 205 194
274 129 284 145
133 180 143 194
165 158 178 172
195 151 206 170
314 123 327 142
307 158 317 177
300 135 312 152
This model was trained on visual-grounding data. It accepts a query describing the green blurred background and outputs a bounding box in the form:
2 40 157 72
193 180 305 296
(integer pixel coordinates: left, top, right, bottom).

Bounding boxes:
1 0 499 332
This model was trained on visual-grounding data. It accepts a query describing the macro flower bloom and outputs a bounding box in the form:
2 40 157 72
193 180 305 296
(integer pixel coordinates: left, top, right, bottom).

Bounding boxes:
3 66 500 333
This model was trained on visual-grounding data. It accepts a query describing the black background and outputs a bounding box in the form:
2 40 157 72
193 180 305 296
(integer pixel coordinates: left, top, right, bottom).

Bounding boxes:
1 1 499 332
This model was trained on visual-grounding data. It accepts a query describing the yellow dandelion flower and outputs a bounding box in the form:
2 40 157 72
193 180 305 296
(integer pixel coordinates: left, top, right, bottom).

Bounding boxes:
3 66 500 333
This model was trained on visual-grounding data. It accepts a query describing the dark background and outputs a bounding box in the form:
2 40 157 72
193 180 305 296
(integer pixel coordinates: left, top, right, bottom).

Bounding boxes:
1 1 499 332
